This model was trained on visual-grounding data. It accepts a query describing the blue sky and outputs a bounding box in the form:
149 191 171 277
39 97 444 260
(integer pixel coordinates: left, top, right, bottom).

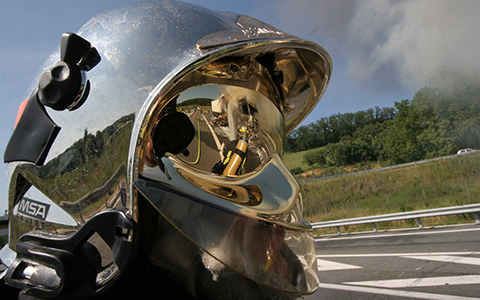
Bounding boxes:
1 0 479 213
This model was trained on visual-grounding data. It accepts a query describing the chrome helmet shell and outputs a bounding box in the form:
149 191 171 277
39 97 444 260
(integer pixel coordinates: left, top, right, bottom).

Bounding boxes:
1 1 332 299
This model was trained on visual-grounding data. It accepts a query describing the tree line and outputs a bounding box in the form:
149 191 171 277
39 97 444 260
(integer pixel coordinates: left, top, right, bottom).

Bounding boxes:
286 67 480 168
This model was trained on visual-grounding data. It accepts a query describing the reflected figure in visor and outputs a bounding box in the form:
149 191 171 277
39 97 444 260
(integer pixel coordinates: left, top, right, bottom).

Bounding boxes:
0 1 332 299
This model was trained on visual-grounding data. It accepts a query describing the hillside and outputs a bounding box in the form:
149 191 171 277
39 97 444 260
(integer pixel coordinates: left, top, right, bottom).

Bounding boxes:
298 152 480 234
286 67 480 169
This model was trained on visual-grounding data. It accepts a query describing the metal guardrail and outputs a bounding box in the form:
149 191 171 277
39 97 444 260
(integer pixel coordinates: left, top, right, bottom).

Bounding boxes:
1 203 480 236
311 203 480 234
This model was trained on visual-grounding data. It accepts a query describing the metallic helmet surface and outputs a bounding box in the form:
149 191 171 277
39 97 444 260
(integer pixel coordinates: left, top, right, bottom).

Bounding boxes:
1 1 332 299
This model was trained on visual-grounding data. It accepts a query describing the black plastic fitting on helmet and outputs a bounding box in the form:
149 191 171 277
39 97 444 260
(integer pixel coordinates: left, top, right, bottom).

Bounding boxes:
38 32 100 111
3 33 100 166
4 210 137 299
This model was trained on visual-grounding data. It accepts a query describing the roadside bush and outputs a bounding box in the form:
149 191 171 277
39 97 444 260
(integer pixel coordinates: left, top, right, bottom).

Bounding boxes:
290 167 303 175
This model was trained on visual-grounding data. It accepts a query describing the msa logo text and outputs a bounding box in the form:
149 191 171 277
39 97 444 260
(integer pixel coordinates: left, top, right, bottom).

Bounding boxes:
17 198 50 221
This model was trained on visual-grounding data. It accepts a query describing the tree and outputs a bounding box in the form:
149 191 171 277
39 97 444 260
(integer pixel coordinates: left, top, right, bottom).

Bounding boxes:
413 66 480 152
354 121 392 162
383 100 423 164
286 106 396 153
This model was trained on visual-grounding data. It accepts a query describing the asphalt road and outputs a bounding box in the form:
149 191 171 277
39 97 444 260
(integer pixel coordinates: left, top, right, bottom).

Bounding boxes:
2 224 480 299
305 223 480 300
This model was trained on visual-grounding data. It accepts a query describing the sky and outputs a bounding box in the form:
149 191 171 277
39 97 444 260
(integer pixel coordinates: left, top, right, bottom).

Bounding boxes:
1 0 480 213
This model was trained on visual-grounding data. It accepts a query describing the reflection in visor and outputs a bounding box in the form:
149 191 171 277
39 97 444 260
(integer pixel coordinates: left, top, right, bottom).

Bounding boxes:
140 84 319 295
134 179 319 295
149 85 284 177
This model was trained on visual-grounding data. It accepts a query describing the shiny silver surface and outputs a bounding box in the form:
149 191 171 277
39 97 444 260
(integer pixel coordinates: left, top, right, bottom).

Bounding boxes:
0 244 16 269
5 1 332 297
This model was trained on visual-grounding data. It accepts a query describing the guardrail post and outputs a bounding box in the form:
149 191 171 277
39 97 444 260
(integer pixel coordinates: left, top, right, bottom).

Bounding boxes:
465 182 471 198
474 212 479 224
417 218 423 229
336 226 341 235
372 223 377 232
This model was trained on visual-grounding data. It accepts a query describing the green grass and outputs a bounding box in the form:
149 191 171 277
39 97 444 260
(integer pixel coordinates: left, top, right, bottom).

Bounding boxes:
284 148 384 179
284 149 317 175
299 153 480 233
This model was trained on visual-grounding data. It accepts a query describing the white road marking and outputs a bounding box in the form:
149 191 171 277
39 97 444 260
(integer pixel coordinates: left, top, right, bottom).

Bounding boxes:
316 253 480 270
317 258 362 272
402 255 480 266
344 275 480 288
200 113 224 161
315 226 480 241
317 252 480 258
314 227 480 298
318 282 480 300
316 253 480 296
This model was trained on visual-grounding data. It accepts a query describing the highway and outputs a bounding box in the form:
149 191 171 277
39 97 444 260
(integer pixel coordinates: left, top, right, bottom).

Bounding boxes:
1 223 479 299
305 224 480 299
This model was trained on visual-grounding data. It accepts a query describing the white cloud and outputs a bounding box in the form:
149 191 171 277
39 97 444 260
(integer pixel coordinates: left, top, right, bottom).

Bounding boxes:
268 0 480 92
347 0 480 90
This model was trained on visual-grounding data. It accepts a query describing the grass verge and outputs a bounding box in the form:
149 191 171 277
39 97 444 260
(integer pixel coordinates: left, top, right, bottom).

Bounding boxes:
299 153 480 234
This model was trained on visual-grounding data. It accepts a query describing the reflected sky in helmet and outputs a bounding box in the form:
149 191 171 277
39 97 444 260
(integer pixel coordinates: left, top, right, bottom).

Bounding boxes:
177 85 218 103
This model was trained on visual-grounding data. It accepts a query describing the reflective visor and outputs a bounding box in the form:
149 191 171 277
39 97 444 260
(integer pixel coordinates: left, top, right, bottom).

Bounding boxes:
146 85 285 177
134 179 319 294
137 59 319 294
